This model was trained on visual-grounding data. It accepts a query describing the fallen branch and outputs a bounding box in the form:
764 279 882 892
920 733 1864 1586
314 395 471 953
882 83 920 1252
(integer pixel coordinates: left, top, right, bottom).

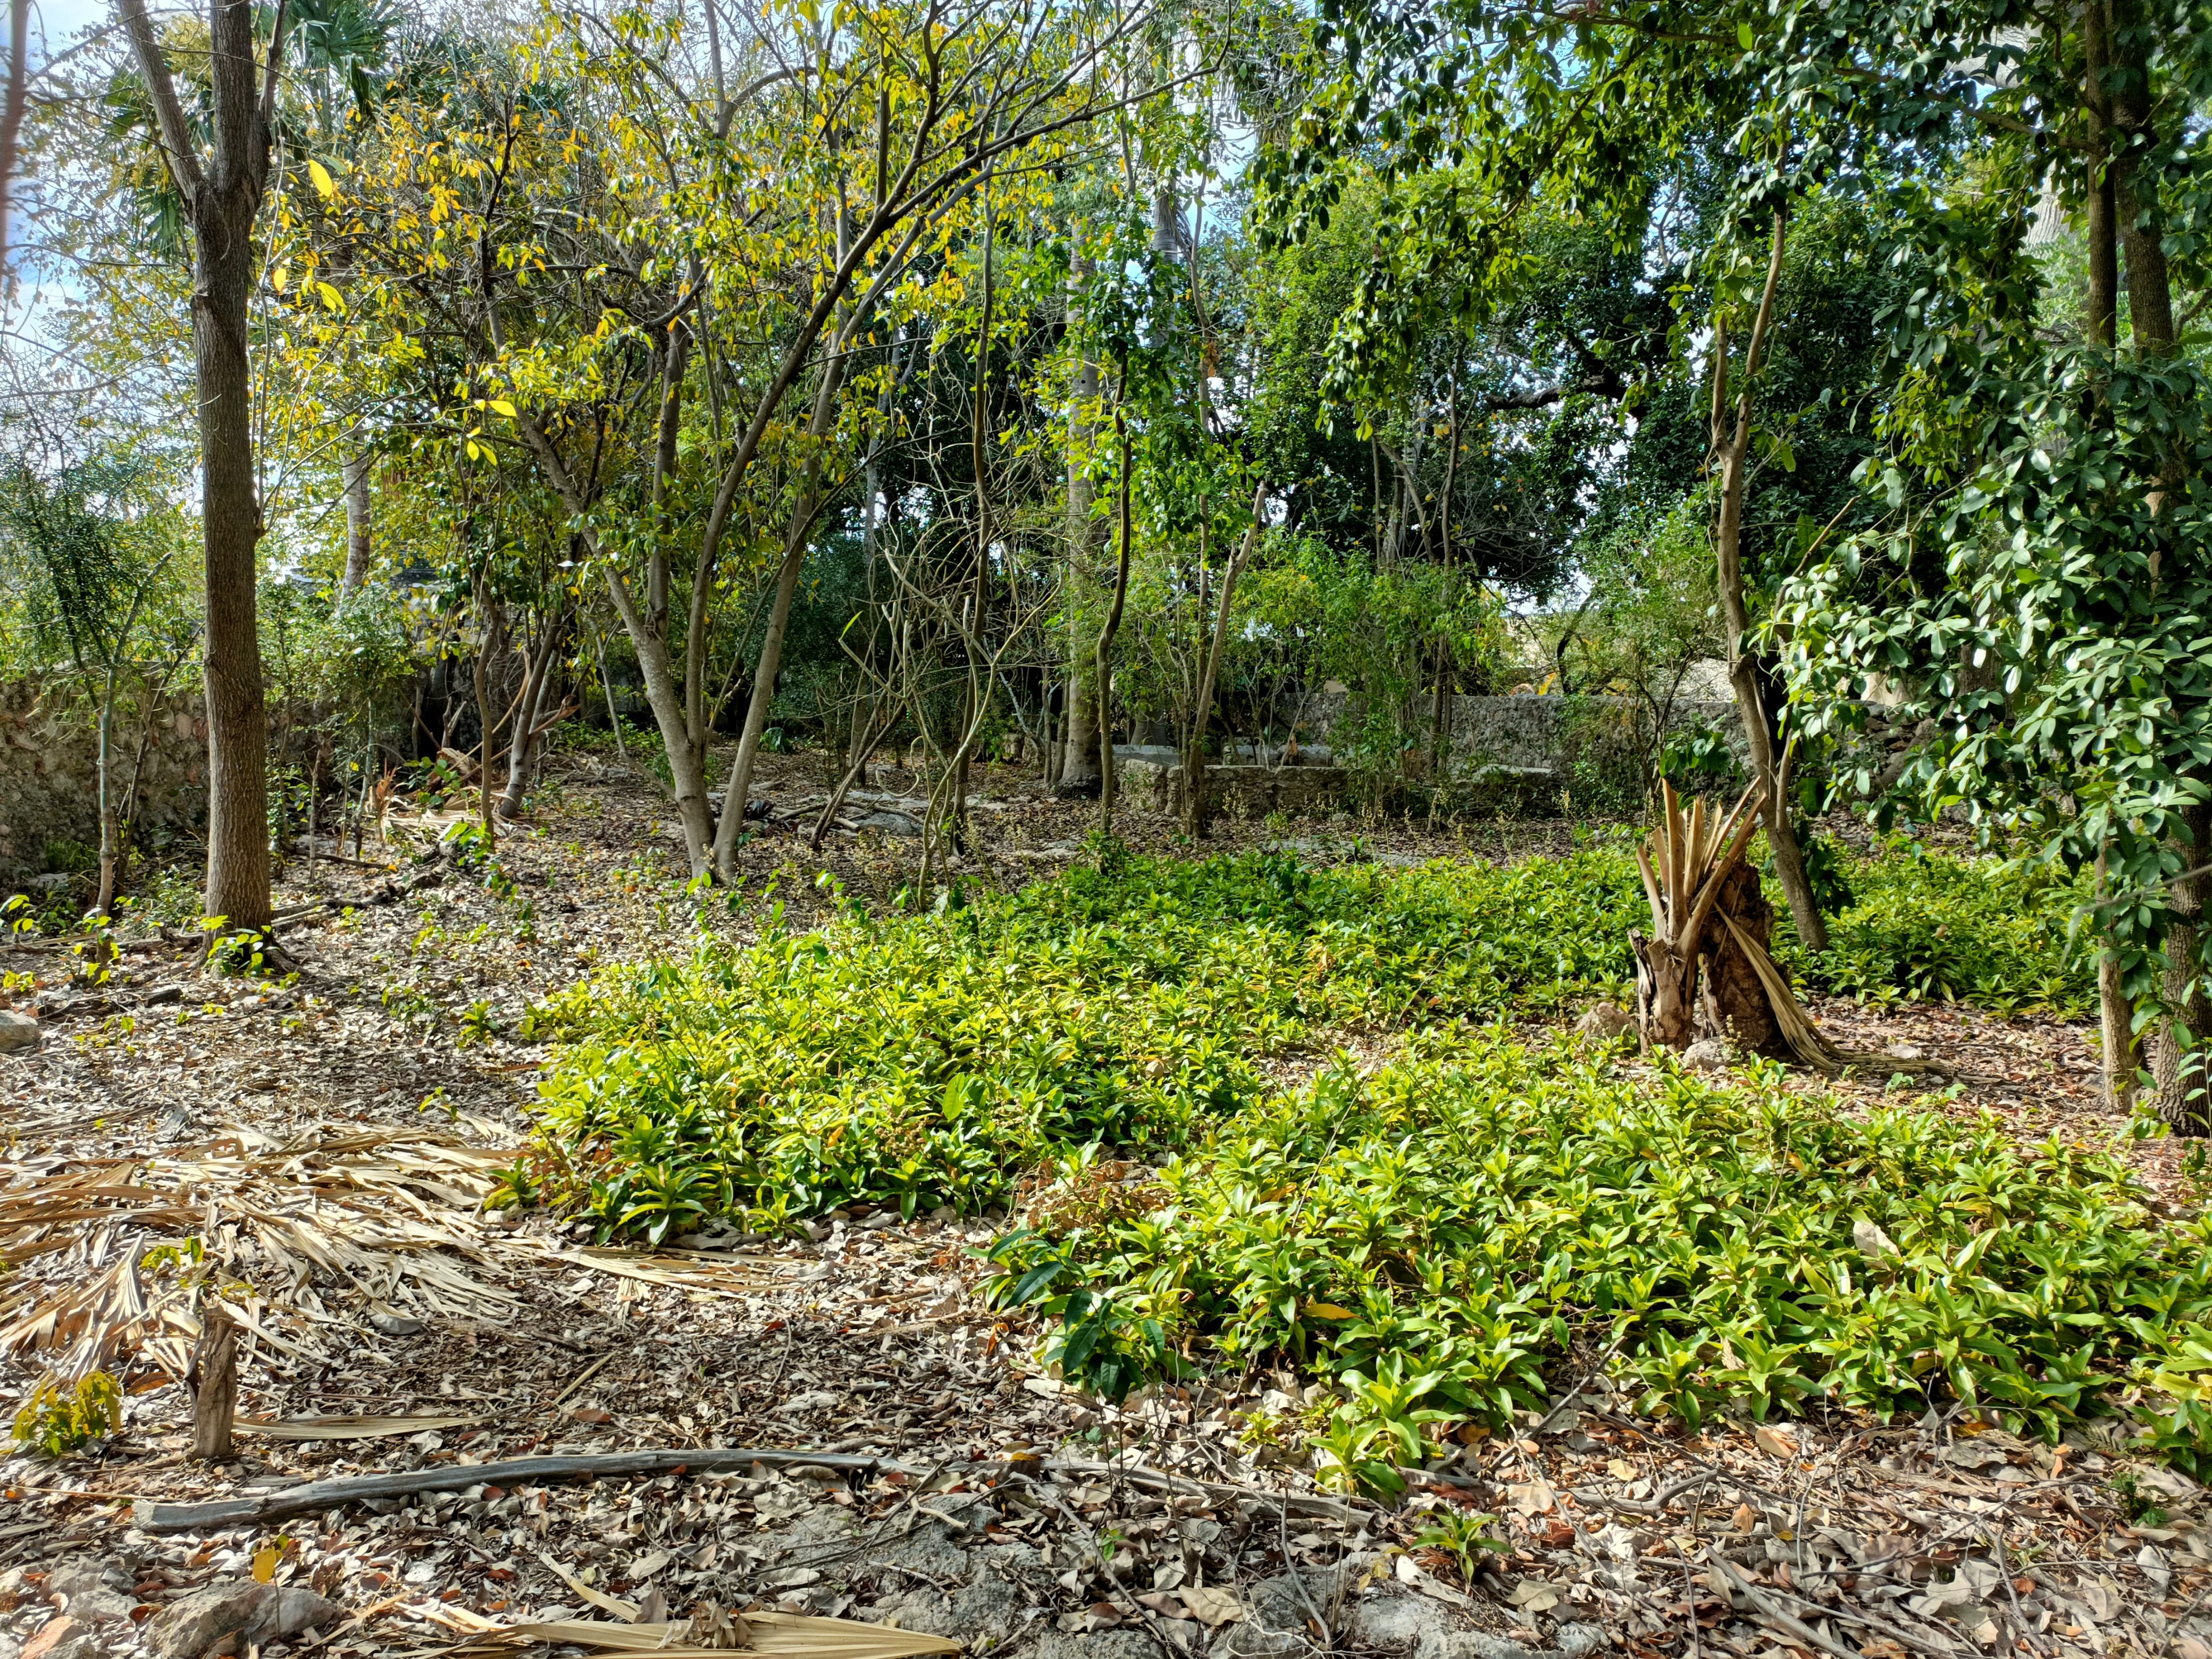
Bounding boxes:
136 1445 918 1533
1708 1554 1867 1659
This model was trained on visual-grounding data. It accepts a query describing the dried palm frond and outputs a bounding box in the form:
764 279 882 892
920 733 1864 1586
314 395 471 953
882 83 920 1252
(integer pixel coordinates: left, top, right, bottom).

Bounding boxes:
1716 911 1955 1078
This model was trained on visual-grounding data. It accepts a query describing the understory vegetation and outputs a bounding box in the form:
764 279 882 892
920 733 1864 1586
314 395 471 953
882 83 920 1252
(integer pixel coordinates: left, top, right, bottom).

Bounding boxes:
525 837 2160 1484
988 1039 2211 1493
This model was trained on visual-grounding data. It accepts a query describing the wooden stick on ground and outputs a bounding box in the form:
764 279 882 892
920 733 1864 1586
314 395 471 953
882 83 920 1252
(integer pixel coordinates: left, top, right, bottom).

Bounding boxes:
136 1446 916 1533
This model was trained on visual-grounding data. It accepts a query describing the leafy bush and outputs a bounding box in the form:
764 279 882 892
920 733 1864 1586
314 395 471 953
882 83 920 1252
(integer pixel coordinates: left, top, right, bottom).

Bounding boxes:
988 1034 2211 1491
533 849 1648 1234
11 1370 123 1456
1787 840 2096 1016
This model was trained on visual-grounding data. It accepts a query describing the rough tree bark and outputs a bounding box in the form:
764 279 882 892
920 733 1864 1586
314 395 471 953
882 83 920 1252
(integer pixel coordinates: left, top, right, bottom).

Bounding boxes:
1698 861 1786 1057
2101 1 2210 1131
189 1305 238 1462
119 0 283 936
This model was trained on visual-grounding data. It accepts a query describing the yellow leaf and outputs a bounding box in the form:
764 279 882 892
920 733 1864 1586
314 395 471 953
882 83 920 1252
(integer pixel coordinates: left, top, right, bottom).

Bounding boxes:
307 158 337 199
252 1544 278 1583
1304 1302 1355 1321
489 399 517 418
271 264 289 294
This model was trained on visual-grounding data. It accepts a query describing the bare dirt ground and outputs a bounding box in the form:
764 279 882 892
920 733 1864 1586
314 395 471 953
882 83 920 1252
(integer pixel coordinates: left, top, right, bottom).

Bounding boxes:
0 751 2202 1659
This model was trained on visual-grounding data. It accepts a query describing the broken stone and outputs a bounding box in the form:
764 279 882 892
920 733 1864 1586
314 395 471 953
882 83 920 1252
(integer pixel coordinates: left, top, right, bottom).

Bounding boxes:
1573 1003 1635 1052
144 1581 343 1659
0 1008 40 1053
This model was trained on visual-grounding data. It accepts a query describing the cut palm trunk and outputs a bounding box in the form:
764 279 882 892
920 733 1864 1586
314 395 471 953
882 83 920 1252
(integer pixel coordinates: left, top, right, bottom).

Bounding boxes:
1631 780 1954 1076
1632 782 1770 1051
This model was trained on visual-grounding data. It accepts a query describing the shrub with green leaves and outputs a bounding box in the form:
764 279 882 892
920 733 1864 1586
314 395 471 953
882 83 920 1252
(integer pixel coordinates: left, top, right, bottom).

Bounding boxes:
987 1034 2211 1492
535 841 2093 1239
1787 840 2096 1017
11 1370 123 1457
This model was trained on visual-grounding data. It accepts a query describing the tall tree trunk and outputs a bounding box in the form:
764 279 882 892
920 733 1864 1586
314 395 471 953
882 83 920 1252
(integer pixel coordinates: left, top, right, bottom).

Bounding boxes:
120 0 281 936
1060 259 1102 795
339 448 373 602
0 0 27 279
711 347 852 878
2082 5 2136 1112
2157 809 2212 1133
954 197 994 847
2106 2 2206 1128
1710 210 1828 954
1095 397 1133 841
195 165 274 932
1183 484 1266 839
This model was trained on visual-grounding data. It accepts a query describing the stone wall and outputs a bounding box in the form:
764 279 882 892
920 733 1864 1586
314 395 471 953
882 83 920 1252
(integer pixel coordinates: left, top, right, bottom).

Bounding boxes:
0 681 210 890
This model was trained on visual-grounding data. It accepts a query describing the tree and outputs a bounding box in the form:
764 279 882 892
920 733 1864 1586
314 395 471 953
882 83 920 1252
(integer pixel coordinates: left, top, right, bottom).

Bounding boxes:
116 0 287 936
1767 0 2212 1121
0 449 187 915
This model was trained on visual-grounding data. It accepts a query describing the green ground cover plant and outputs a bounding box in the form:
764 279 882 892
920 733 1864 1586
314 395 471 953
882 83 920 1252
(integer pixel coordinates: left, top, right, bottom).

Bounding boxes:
530 849 1646 1235
987 1035 2212 1490
1787 839 2097 1017
532 840 2093 1241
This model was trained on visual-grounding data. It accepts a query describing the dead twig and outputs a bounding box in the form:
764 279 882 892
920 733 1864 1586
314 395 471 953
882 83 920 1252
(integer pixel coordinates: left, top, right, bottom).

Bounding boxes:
137 1445 918 1532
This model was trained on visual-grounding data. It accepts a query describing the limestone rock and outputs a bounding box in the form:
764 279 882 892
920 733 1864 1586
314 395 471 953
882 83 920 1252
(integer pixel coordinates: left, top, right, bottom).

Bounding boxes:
1572 1004 1635 1052
0 1009 39 1053
145 1581 342 1658
1681 1037 1729 1071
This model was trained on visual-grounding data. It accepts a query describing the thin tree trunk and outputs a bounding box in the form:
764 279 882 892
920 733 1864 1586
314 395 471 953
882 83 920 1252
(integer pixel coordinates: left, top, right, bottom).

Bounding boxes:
2082 7 2133 1112
1060 259 1102 794
500 607 566 819
591 615 626 762
955 195 994 847
1183 483 1266 839
472 582 502 849
1710 209 1828 954
1095 396 1133 841
711 347 853 878
339 448 373 602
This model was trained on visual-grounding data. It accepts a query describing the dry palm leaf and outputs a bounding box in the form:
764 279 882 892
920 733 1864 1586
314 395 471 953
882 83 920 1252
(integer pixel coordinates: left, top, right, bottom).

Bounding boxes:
1631 781 1768 1049
500 1617 959 1659
1716 911 1956 1078
0 1129 525 1379
232 1412 484 1440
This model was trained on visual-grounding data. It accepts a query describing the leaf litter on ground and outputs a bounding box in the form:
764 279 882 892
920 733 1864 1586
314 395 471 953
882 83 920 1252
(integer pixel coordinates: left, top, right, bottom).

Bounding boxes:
0 752 2203 1659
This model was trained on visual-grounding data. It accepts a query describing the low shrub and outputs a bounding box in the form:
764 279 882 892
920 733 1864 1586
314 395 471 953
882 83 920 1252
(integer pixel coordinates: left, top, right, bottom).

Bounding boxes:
11 1370 123 1456
988 1033 2211 1492
1788 840 2096 1017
